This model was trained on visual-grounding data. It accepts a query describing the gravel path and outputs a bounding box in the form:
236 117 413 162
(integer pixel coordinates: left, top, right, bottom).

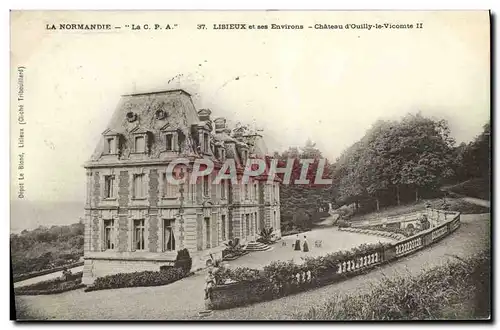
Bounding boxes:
15 213 489 320
461 197 490 208
14 266 84 289
205 213 490 320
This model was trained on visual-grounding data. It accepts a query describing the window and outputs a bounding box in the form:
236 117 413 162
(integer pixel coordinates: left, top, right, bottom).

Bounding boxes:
165 134 173 151
220 179 226 199
244 184 249 200
134 219 145 250
220 148 226 161
104 219 116 250
135 136 145 153
104 175 115 199
203 133 209 153
221 214 226 240
162 173 178 198
105 137 115 154
253 183 258 200
133 174 146 199
163 219 175 251
273 211 277 230
203 176 209 197
205 217 211 249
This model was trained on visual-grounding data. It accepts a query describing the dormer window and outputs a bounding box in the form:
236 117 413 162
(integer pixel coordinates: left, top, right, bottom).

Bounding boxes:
161 125 178 153
135 136 146 153
165 133 174 151
102 129 121 155
105 137 116 154
130 127 150 154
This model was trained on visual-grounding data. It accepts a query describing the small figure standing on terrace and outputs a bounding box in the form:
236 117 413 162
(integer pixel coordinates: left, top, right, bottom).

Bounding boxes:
294 235 301 251
303 235 309 252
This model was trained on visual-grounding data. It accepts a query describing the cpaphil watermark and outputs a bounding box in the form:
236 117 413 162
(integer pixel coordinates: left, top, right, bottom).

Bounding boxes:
163 157 332 186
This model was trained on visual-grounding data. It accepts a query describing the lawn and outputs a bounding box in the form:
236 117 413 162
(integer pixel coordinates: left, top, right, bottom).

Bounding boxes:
226 227 394 270
349 197 489 224
445 177 490 201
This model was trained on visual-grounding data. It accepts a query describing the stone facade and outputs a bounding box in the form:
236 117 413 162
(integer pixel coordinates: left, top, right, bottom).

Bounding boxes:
82 89 281 285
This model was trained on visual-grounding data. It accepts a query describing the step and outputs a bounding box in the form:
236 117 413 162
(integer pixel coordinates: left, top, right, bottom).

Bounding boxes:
244 241 272 251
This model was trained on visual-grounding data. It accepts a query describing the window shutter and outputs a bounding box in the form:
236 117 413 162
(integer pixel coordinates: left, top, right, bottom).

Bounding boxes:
130 219 135 252
173 133 178 152
100 219 105 251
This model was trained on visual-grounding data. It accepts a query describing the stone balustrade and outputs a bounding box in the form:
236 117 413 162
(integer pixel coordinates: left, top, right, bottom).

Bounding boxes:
395 236 423 256
207 210 461 310
337 252 380 274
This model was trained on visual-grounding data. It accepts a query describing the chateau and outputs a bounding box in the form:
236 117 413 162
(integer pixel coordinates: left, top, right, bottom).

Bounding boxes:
82 89 281 285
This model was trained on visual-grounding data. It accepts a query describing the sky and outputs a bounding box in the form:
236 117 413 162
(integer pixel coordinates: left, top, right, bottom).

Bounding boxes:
10 11 490 203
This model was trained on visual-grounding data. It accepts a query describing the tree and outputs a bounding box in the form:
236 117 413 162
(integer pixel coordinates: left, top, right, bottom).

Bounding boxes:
460 121 490 179
333 113 456 211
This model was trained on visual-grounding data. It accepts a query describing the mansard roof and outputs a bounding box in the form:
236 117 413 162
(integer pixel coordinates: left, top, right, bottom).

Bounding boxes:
105 89 200 135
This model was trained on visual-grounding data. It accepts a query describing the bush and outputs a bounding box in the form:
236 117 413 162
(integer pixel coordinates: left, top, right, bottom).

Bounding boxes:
85 267 186 292
222 239 247 260
213 267 262 284
174 248 192 274
337 220 351 228
11 222 84 276
295 251 490 320
256 227 275 245
336 206 355 220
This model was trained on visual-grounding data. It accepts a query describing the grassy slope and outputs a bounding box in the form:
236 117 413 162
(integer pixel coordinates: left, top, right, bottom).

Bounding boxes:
295 251 490 320
444 177 490 201
349 197 489 224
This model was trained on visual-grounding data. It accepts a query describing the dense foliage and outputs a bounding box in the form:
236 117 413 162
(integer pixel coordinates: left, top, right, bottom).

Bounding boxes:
295 251 490 320
174 248 192 274
274 140 334 231
222 239 248 260
332 114 456 212
276 115 490 228
453 123 490 182
85 267 186 292
214 242 388 285
256 227 275 245
10 222 84 275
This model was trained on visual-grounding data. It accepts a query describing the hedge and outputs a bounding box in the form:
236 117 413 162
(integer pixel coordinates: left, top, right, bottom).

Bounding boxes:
214 242 389 285
85 267 186 292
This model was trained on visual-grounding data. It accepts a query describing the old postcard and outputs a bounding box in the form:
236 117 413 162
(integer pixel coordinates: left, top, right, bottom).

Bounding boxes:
10 10 491 320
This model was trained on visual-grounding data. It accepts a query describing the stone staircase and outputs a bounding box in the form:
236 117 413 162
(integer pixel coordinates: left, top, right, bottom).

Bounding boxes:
244 241 272 252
